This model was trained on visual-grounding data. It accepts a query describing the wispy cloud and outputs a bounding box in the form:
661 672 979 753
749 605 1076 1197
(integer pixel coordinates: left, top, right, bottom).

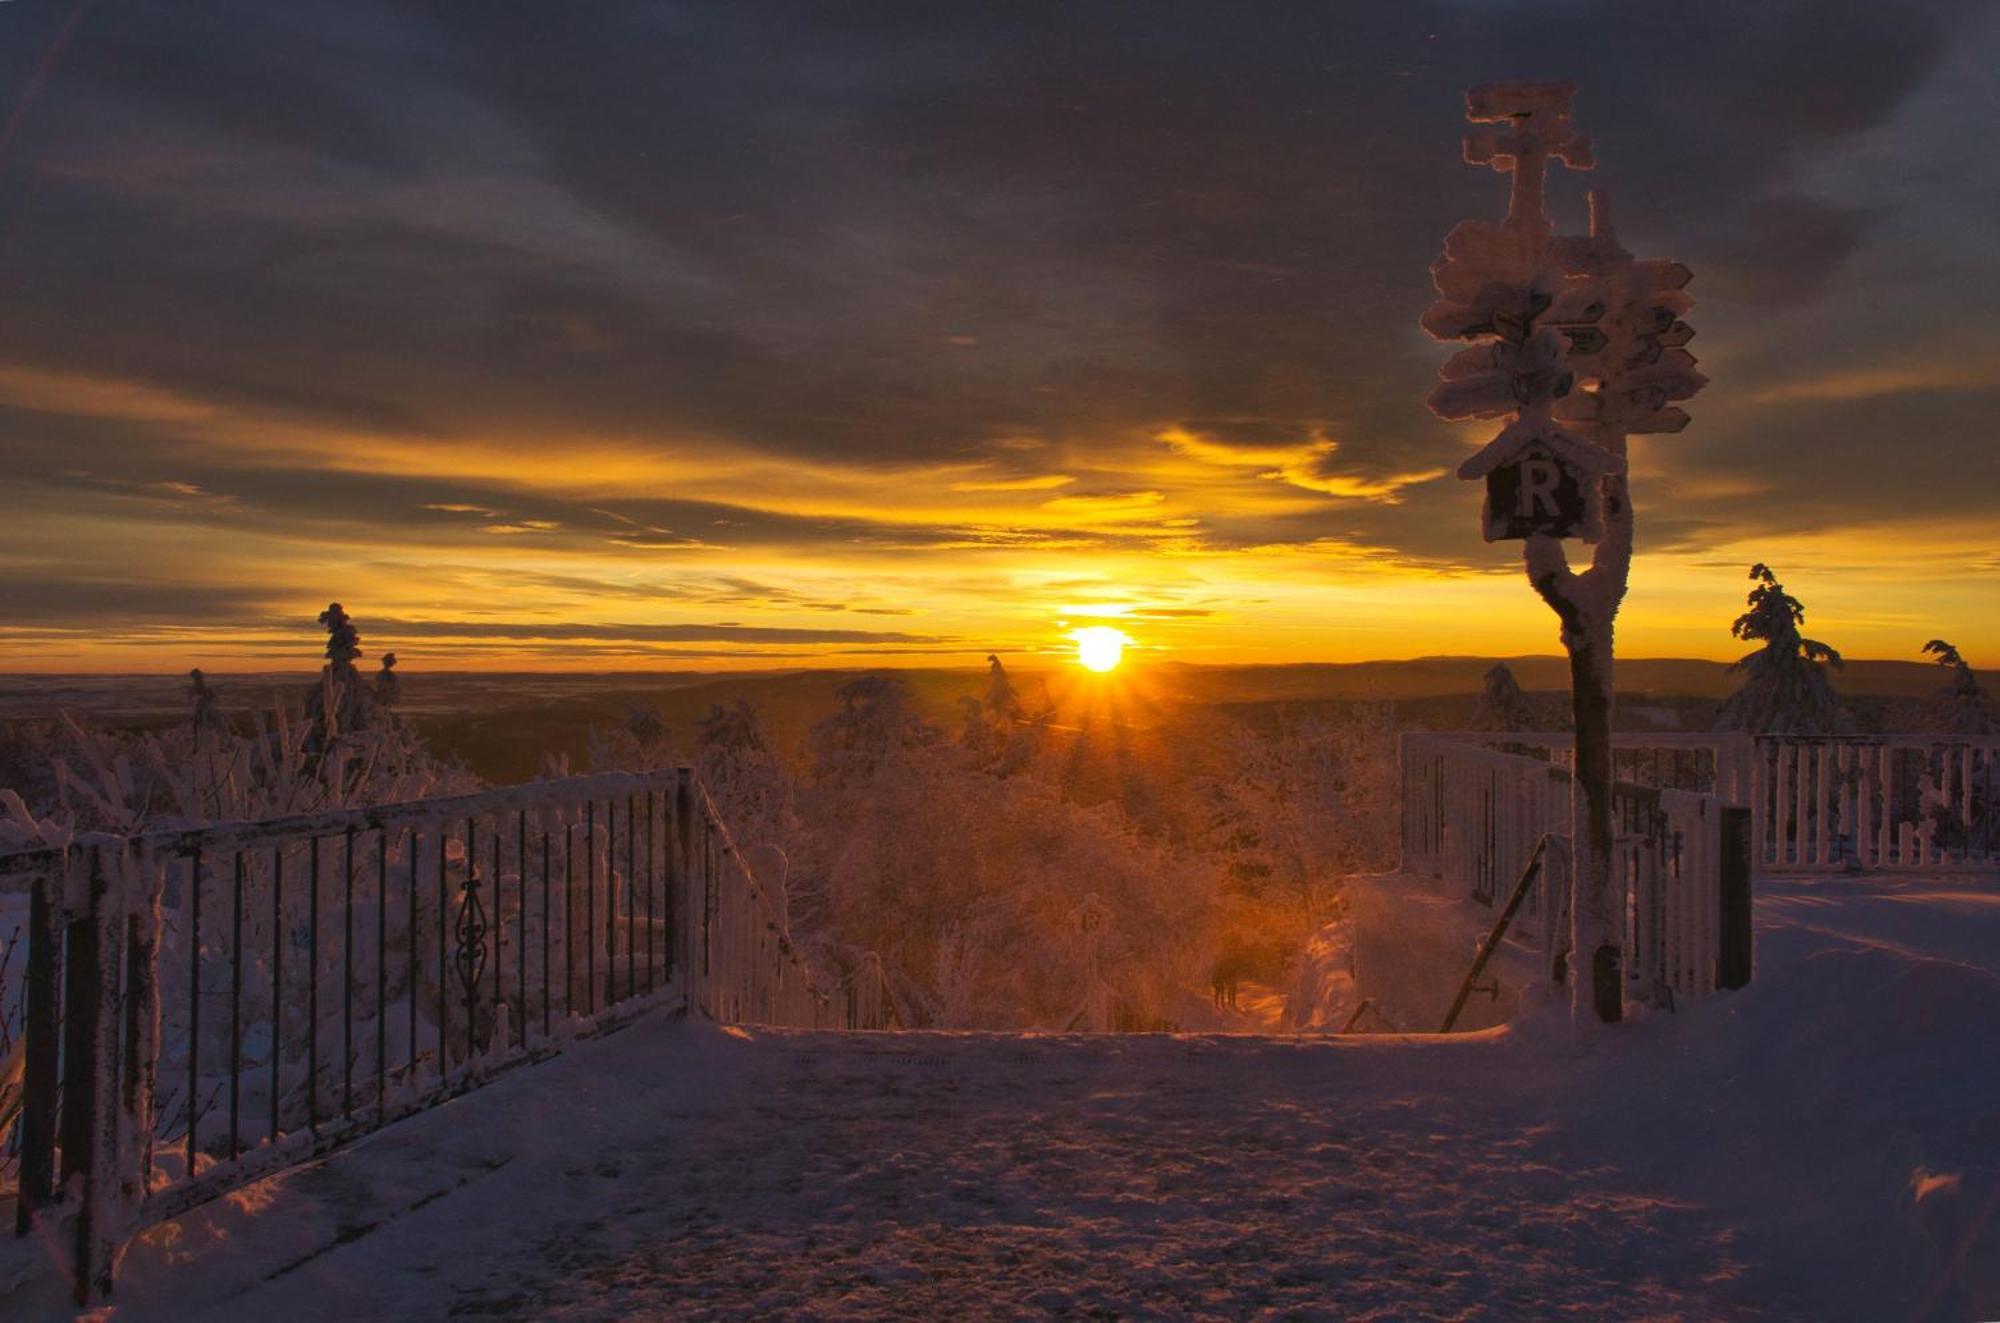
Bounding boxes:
1749 356 1999 405
1158 428 1444 503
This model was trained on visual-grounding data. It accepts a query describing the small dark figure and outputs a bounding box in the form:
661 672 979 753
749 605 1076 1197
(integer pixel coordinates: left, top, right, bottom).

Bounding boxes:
1210 953 1247 1010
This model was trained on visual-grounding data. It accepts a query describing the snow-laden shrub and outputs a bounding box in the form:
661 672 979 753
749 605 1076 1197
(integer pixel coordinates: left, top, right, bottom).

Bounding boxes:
1191 703 1398 982
798 735 1218 1029
37 694 473 837
489 665 1398 1032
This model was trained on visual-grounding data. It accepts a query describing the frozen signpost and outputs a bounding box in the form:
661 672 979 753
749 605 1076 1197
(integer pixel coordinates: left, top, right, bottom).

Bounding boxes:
1422 83 1707 1024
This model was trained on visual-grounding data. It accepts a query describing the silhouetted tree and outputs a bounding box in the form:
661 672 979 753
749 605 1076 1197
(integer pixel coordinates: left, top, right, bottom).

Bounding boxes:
983 654 1022 723
1922 640 1994 735
305 602 388 751
373 652 401 710
1474 662 1536 732
187 668 227 738
697 699 765 754
807 673 938 782
625 706 666 745
1716 564 1843 734
319 602 362 674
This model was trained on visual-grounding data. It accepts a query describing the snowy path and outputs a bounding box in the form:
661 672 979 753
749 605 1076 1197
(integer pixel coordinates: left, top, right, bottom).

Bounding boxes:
115 1023 1764 1321
90 874 2000 1321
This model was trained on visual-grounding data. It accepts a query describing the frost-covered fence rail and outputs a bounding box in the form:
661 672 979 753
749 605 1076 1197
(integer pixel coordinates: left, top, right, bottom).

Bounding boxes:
1454 732 2000 873
3 765 875 1304
1744 736 2000 872
1400 733 1752 1007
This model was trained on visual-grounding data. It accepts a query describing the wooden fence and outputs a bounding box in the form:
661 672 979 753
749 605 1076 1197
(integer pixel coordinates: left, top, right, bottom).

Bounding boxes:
1446 732 2000 874
1400 733 1753 1010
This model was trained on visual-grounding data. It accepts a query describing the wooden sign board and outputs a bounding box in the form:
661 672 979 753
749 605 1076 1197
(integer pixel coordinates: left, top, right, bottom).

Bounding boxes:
1482 444 1592 541
1457 415 1620 544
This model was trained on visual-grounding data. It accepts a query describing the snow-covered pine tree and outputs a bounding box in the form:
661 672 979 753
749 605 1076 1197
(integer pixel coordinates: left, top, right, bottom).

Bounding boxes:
983 654 1022 723
959 656 1046 774
806 673 939 783
1474 662 1536 732
373 652 401 711
319 602 362 674
1716 564 1844 734
306 602 381 746
1921 639 1995 736
187 668 227 738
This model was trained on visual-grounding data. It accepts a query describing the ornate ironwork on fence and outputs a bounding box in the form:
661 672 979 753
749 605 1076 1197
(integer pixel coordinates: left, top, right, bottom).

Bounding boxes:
1 765 894 1304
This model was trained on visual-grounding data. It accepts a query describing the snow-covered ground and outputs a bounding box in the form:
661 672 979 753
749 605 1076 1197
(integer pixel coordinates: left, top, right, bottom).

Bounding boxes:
19 874 1995 1321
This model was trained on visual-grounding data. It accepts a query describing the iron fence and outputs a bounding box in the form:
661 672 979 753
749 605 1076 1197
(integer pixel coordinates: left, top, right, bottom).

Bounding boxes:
2 765 890 1304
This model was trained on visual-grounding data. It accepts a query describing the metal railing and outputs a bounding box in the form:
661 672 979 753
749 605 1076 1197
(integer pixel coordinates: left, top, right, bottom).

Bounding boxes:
2 765 888 1303
1400 733 1751 1009
1445 731 2000 874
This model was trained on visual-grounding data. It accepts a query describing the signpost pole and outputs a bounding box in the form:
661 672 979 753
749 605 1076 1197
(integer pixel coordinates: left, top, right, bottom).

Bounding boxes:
1422 84 1706 1026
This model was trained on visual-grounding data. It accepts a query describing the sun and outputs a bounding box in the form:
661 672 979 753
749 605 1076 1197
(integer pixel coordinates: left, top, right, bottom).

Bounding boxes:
1071 625 1131 673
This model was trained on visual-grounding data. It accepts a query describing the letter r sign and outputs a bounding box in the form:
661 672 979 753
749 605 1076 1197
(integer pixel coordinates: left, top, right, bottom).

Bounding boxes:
1484 447 1589 540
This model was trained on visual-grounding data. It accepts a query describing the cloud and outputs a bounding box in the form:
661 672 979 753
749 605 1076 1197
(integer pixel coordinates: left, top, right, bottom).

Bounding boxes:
0 578 274 626
1749 356 2000 405
1158 428 1444 503
365 618 952 647
948 474 1076 493
1 0 1992 662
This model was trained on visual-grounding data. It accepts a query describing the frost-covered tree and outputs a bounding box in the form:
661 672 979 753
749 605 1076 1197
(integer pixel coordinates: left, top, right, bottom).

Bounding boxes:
1473 662 1536 732
305 602 389 746
373 652 401 711
783 668 1233 1028
1922 640 1995 735
693 700 799 875
1716 564 1844 735
1196 704 1397 932
983 654 1022 722
319 602 362 674
188 667 227 738
807 673 939 782
959 655 1047 774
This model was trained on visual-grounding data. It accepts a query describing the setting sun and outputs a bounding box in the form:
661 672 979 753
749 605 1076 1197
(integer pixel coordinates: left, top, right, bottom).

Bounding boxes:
1072 625 1131 672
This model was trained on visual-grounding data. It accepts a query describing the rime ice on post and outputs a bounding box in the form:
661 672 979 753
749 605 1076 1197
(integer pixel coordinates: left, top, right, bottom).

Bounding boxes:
1463 81 1594 237
1422 82 1707 1026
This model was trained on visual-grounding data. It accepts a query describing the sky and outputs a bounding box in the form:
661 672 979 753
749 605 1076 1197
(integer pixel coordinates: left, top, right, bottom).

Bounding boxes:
1 0 1996 672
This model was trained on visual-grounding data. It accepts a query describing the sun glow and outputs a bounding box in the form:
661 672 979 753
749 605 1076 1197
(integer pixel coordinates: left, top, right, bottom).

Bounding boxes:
1072 625 1131 672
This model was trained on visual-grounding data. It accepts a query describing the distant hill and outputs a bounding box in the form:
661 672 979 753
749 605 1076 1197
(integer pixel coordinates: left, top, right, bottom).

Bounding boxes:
3 657 1990 785
1154 656 1989 703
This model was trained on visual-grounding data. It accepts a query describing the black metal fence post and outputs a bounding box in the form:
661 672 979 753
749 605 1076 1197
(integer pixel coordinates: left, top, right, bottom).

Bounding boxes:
58 848 108 1302
119 844 163 1259
15 860 62 1236
1718 805 1754 989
